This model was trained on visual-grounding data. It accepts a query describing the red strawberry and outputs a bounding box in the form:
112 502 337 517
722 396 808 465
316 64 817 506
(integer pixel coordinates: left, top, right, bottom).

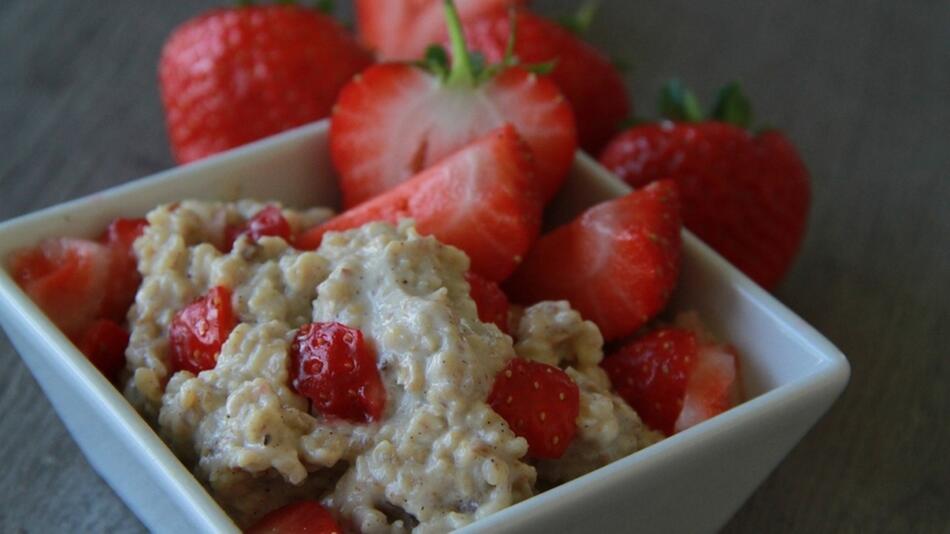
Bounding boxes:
10 238 113 338
168 286 236 374
487 358 579 458
602 325 740 436
225 205 293 251
355 0 526 61
506 180 682 341
289 322 386 423
458 7 630 153
332 0 576 207
74 319 129 382
160 5 372 164
465 271 510 332
99 218 148 322
247 501 341 534
299 125 542 282
599 81 810 289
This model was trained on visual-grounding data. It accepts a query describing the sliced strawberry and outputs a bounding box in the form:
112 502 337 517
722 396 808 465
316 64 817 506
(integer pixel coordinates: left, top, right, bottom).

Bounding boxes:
487 358 579 459
506 180 682 341
355 0 527 61
602 326 740 435
333 1 576 207
300 125 542 282
225 206 293 251
289 322 386 423
99 218 148 322
459 7 631 152
247 501 342 534
465 271 510 332
168 286 236 375
74 319 129 383
10 238 112 338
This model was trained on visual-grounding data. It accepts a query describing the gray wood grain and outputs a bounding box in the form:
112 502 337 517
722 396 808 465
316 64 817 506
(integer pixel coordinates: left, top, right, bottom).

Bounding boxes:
1 0 947 532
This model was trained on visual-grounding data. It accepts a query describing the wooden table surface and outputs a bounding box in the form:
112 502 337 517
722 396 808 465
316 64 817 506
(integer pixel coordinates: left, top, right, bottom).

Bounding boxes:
1 1 947 532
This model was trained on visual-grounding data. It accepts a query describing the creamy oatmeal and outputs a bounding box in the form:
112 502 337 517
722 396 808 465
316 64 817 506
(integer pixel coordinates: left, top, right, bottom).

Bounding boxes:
122 200 659 532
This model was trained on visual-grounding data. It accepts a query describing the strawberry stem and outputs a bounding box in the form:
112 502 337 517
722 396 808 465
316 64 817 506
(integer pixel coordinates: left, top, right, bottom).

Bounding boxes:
444 0 475 86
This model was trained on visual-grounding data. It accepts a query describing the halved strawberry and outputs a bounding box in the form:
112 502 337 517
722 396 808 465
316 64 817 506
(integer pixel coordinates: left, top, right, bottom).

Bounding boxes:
247 501 341 534
506 180 682 341
10 238 113 338
465 271 510 332
459 7 631 152
333 0 576 208
487 357 580 459
299 125 542 282
602 325 740 436
355 0 527 61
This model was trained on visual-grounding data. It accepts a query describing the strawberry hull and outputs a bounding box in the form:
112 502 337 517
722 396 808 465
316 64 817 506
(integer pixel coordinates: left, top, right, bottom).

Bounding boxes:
0 121 849 534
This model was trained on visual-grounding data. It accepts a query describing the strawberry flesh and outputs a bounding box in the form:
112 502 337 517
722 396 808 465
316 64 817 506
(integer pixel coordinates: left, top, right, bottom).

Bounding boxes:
602 326 740 436
225 206 293 251
465 271 510 333
506 180 682 341
301 126 542 282
168 286 236 375
488 358 580 459
289 322 386 423
247 500 342 534
74 319 129 383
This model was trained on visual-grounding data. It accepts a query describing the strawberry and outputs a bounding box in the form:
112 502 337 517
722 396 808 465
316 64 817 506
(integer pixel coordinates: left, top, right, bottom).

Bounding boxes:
160 4 372 164
331 0 576 208
506 180 682 341
98 218 148 323
458 6 630 153
168 286 236 375
299 125 542 282
288 322 386 423
74 319 129 383
487 358 579 459
599 81 811 289
247 501 342 534
465 271 510 332
601 325 740 436
10 238 113 338
224 205 293 251
355 0 527 61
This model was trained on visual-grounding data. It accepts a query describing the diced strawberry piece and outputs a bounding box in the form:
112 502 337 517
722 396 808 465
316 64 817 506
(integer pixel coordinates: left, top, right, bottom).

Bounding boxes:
289 322 386 423
225 206 293 251
602 326 740 436
300 126 542 282
355 0 527 61
247 501 342 534
10 238 112 338
506 180 682 341
674 342 740 434
330 62 576 208
99 218 148 322
488 358 579 459
74 319 129 382
465 271 510 333
168 286 236 374
601 328 696 435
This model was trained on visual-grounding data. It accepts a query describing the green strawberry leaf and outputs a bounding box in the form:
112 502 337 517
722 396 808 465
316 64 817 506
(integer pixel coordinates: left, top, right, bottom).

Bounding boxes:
524 60 558 75
659 79 704 122
416 45 451 78
558 1 599 36
711 82 752 128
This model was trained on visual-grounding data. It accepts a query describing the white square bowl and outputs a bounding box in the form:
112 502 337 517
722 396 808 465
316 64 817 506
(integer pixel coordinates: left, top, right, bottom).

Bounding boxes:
0 120 849 534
